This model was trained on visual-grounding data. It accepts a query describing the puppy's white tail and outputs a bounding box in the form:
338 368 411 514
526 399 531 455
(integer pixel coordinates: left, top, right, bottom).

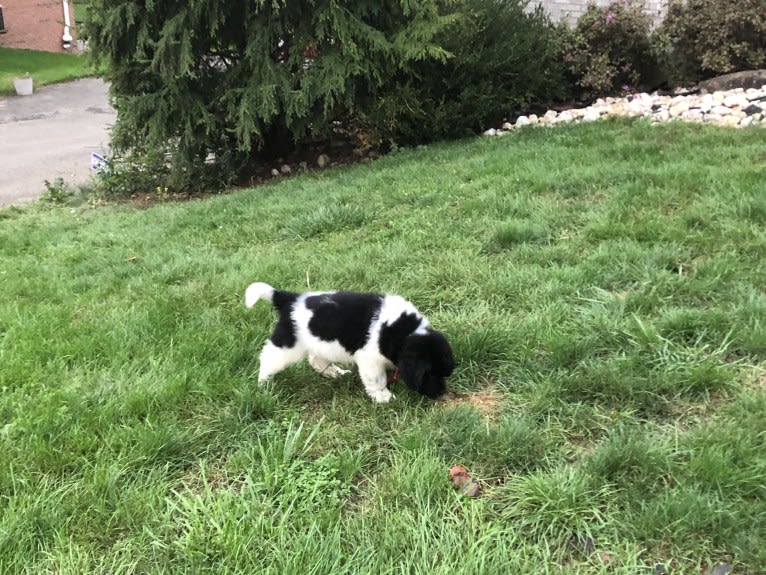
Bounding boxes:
245 282 275 308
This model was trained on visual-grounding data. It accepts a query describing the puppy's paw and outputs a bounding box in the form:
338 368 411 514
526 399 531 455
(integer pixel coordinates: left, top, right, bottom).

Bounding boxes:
370 388 395 404
324 364 351 379
309 356 351 379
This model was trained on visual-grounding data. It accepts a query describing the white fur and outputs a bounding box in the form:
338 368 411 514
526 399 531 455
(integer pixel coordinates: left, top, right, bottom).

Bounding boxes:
245 282 274 308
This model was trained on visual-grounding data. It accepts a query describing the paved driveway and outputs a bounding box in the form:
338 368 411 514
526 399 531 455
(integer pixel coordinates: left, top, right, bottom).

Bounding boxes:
0 78 115 207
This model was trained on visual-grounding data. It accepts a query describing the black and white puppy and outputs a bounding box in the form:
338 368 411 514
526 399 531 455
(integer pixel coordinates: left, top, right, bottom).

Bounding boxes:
245 282 454 403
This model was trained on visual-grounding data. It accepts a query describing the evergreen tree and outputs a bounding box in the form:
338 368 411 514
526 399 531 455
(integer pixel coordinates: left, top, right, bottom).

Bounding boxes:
87 0 451 191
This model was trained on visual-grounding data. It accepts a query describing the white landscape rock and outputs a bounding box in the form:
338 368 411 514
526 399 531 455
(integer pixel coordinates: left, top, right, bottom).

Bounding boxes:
698 95 715 113
316 153 331 168
710 105 732 116
484 84 766 136
723 93 749 109
669 100 690 117
583 107 601 122
718 115 742 127
515 115 531 128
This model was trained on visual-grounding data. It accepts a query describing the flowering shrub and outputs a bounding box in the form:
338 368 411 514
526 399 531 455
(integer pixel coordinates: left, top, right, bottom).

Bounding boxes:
559 0 656 99
660 0 766 84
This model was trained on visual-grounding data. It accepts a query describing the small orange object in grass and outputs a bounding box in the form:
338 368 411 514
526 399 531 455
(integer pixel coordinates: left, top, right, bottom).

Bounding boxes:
448 465 481 497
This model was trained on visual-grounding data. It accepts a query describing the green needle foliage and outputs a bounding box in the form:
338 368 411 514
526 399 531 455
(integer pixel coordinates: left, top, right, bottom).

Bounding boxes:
86 0 452 191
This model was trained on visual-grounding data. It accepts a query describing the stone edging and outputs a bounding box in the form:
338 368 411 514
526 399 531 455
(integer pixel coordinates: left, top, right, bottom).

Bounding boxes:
484 85 766 136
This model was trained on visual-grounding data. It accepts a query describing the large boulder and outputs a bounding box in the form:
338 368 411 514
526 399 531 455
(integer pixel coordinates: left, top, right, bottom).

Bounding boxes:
698 70 766 93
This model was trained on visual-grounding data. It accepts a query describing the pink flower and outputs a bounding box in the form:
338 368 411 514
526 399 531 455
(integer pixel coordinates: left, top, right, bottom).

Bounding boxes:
606 12 616 23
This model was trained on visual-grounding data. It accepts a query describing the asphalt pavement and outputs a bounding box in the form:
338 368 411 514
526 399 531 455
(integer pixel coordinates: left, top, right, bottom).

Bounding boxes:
0 78 115 207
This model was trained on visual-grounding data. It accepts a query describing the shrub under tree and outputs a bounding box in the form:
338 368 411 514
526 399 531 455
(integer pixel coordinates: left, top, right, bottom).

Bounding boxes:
366 0 566 145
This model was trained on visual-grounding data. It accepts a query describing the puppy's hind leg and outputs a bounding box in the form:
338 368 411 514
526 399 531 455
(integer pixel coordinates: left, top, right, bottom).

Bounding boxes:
308 355 351 379
258 341 306 382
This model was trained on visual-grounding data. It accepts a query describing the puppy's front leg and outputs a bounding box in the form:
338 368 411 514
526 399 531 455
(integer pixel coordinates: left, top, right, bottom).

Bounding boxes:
357 361 395 404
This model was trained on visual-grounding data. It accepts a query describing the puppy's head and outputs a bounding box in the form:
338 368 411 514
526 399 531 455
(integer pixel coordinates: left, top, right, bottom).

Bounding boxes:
397 330 454 399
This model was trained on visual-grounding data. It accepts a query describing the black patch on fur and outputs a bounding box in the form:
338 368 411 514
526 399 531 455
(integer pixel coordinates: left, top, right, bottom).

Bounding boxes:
270 316 297 348
379 312 422 363
269 290 298 348
272 290 298 313
305 292 383 353
397 331 454 399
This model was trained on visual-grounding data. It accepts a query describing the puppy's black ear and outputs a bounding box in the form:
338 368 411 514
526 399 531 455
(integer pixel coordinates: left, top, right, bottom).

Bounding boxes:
430 330 455 378
397 332 453 399
398 353 429 394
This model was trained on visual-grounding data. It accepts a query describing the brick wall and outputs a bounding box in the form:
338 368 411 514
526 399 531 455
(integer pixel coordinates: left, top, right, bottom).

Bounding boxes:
0 0 77 53
532 0 668 25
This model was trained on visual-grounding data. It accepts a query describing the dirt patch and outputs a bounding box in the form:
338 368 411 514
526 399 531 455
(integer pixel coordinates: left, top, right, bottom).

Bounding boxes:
441 384 505 420
734 364 766 399
748 365 766 390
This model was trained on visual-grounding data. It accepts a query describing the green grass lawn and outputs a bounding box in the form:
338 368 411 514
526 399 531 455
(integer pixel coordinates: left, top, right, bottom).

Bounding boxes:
0 47 98 95
2 120 766 573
